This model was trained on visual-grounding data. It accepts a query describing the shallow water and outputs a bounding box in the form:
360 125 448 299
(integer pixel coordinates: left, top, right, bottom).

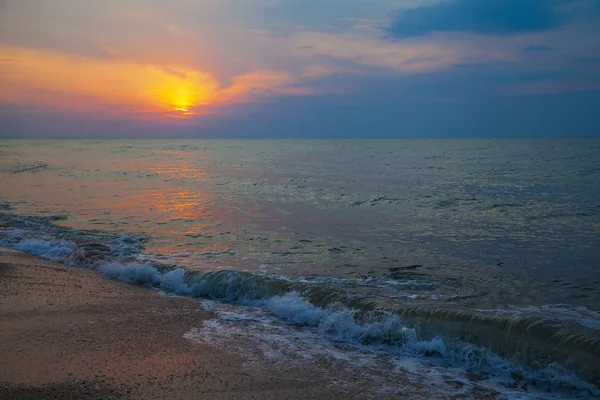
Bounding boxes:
1 138 599 397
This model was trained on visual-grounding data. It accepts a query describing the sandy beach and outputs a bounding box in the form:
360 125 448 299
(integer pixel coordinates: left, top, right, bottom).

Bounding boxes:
0 247 357 399
0 247 502 400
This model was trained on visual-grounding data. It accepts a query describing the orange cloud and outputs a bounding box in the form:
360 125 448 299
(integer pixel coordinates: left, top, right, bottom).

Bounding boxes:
0 46 311 120
215 71 314 104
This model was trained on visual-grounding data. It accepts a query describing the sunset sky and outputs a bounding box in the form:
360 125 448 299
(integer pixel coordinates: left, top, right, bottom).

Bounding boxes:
1 0 599 137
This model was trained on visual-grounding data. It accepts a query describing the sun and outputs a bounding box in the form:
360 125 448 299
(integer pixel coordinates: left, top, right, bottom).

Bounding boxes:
160 86 198 115
169 87 196 112
153 68 220 117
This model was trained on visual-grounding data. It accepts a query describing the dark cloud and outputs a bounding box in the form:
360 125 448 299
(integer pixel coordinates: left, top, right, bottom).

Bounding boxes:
385 0 575 38
580 56 600 64
522 45 556 52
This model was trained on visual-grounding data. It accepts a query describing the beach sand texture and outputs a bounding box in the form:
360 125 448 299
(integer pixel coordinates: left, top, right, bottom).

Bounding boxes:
0 247 498 399
0 247 346 399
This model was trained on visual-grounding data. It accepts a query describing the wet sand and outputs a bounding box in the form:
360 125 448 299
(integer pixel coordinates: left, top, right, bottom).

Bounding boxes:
0 248 353 399
0 247 499 399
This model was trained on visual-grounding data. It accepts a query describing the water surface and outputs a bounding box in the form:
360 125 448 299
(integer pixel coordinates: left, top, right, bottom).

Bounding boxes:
1 138 599 397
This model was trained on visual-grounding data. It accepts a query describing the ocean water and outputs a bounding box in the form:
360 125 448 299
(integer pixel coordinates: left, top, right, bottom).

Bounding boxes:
1 138 599 398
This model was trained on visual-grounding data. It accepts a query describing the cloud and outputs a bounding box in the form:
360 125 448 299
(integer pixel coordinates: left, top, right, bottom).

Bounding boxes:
234 0 404 32
385 0 576 37
1 0 600 138
0 46 311 119
290 29 521 74
522 45 556 52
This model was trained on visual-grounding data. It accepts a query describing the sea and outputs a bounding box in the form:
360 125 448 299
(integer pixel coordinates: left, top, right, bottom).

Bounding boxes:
1 138 599 398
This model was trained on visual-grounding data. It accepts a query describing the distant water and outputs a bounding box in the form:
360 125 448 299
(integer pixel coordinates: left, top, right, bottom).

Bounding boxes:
1 139 599 398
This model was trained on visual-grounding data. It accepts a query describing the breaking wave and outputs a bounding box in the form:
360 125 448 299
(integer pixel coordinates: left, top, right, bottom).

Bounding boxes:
1 213 599 397
85 262 600 397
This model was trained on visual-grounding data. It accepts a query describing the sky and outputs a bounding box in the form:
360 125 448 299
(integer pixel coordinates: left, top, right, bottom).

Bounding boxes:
0 0 599 138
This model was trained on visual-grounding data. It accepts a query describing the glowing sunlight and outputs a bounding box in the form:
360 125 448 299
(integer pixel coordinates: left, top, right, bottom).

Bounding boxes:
0 46 306 120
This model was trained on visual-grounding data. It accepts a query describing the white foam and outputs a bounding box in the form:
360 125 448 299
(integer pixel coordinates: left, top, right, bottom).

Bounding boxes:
89 264 450 358
182 302 432 396
185 298 600 399
97 262 161 285
261 292 326 326
96 262 194 295
0 228 146 267
2 229 598 397
255 292 444 356
14 238 78 264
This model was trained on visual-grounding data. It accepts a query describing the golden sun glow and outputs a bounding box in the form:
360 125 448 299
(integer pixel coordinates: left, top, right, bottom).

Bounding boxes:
0 47 215 117
154 70 219 116
0 46 311 120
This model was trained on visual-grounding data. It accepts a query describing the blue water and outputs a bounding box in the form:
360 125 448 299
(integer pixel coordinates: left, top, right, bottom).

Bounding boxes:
1 138 599 398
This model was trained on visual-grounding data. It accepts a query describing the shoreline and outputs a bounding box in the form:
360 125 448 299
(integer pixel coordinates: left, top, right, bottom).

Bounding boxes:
0 247 356 399
3 246 594 399
2 247 500 400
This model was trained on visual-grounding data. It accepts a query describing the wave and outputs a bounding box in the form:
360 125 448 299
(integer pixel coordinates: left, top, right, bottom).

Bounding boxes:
0 213 146 266
1 213 599 396
93 262 600 396
14 237 78 263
